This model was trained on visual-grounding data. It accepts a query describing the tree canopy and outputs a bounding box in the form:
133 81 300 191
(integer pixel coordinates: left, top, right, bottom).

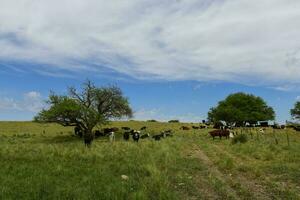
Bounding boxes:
207 92 275 125
35 81 132 145
291 101 300 120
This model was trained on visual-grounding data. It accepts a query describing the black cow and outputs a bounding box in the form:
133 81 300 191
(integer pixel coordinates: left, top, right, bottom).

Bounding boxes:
140 126 147 131
192 126 199 130
140 133 150 139
132 131 140 142
123 131 130 141
94 130 105 138
122 127 131 131
84 133 94 147
74 126 83 137
103 127 119 134
152 134 163 141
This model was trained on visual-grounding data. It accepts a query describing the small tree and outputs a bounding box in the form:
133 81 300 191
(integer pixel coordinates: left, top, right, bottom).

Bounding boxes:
291 101 300 120
35 80 132 146
208 92 275 126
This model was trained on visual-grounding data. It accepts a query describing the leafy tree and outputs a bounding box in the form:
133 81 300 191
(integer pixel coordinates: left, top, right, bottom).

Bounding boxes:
291 101 300 120
207 92 275 126
35 81 132 146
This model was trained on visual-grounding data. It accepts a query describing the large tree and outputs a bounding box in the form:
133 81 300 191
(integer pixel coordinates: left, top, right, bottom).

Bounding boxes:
291 101 300 120
35 81 132 146
207 92 275 126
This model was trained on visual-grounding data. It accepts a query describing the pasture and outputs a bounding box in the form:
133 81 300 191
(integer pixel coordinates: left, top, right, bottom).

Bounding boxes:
0 121 300 199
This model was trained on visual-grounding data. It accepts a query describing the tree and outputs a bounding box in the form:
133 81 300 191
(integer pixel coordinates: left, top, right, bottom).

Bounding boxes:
35 81 133 146
207 92 275 126
291 101 300 120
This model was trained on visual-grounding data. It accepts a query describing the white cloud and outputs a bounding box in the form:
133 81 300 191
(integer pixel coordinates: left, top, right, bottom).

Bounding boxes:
0 91 44 113
0 0 300 87
296 96 300 101
134 108 205 122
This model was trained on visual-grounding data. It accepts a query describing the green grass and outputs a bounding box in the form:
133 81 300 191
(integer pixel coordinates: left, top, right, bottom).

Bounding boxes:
0 121 300 199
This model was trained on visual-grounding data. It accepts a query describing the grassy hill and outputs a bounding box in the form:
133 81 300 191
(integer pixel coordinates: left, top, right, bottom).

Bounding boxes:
0 121 300 199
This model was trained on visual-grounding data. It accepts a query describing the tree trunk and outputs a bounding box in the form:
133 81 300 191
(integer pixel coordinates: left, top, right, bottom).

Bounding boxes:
83 129 94 147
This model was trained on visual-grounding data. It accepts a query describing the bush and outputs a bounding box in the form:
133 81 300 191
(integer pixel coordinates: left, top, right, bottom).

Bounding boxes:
168 120 179 123
147 119 157 122
232 134 248 144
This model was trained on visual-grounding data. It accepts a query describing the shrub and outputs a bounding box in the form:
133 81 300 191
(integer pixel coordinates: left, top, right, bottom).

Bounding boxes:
168 120 180 123
147 119 157 122
232 134 248 144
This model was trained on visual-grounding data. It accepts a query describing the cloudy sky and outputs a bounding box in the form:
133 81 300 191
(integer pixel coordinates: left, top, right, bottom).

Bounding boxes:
0 0 300 122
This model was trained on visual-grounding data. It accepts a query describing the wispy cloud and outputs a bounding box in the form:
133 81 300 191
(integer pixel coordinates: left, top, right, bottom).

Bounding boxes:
134 108 205 122
0 0 300 87
0 91 44 113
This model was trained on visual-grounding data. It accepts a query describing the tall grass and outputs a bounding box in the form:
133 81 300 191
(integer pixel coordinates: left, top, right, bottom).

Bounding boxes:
0 122 300 199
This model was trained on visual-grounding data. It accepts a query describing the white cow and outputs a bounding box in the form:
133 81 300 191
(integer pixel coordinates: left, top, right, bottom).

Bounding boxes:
259 128 265 134
109 131 115 142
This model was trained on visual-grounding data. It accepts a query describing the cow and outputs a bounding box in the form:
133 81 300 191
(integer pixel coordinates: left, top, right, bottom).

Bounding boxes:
132 131 140 142
109 132 115 142
293 126 300 132
192 126 199 130
259 128 265 134
122 127 131 131
209 129 230 140
103 127 119 134
123 131 130 141
140 133 150 139
140 126 147 131
152 134 163 141
200 125 207 129
180 126 190 130
94 130 104 138
74 126 83 137
84 133 94 147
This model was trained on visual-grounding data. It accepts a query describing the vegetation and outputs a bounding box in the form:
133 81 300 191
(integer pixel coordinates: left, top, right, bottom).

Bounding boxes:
291 101 300 120
231 134 248 144
168 120 180 123
34 81 132 146
0 121 300 199
208 92 275 125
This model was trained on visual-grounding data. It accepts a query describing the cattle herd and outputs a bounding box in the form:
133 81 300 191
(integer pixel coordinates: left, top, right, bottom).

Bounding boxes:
75 125 175 145
75 122 299 146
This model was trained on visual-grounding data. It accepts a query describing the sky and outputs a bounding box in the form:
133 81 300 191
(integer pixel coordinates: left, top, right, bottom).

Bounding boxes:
0 0 300 123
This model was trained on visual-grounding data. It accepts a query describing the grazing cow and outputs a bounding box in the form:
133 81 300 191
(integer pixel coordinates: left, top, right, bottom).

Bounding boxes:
165 132 173 137
74 126 83 137
94 130 105 138
180 126 190 130
259 128 265 134
84 133 93 147
200 125 207 129
103 127 119 134
165 129 172 133
140 133 150 139
209 130 230 140
280 125 286 129
140 126 147 131
293 126 300 132
192 126 199 130
123 131 130 141
109 132 115 142
132 131 140 142
122 127 131 131
152 134 163 141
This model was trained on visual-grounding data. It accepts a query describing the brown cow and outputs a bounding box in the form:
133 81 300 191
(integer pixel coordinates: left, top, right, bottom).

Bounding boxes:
209 129 230 140
180 126 190 130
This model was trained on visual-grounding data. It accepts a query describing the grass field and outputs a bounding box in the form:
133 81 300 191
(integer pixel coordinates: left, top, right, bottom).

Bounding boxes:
0 121 300 200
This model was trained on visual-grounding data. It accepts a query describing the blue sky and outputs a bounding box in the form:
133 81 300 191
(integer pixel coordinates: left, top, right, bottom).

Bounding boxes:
0 0 300 123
